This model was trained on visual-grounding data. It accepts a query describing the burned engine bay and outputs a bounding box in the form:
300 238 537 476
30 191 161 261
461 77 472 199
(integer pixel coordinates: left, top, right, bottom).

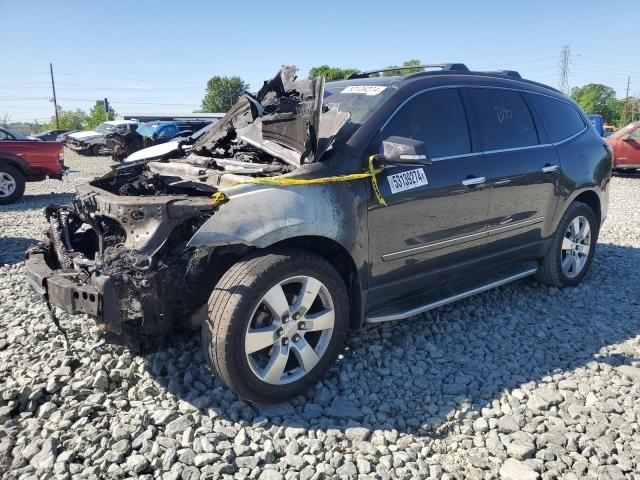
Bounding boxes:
32 66 351 350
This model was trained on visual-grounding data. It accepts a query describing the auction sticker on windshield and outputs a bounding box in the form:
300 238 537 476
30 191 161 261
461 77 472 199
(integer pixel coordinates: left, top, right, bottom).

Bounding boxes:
341 86 387 95
387 168 428 194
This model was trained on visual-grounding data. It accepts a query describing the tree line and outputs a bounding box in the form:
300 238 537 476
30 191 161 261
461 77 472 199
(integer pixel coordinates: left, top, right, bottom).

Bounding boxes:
35 101 117 132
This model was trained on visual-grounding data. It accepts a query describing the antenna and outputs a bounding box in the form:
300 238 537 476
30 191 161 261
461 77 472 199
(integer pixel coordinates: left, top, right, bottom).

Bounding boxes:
558 45 571 95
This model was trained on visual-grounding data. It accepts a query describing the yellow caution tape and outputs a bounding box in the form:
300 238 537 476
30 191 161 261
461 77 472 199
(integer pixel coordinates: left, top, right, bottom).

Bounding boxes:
215 155 387 206
211 191 229 207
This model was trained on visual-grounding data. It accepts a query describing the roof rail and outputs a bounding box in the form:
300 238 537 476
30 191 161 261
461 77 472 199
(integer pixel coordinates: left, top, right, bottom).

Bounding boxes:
479 70 522 80
347 63 469 79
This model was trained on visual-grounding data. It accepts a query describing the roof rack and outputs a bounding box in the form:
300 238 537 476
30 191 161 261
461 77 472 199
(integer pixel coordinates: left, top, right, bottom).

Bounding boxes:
479 70 522 80
347 63 470 79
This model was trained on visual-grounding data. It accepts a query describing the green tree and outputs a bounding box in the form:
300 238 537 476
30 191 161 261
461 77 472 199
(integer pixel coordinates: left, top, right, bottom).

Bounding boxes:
41 107 90 131
87 100 116 129
383 59 423 77
571 83 620 125
308 65 360 81
200 76 249 113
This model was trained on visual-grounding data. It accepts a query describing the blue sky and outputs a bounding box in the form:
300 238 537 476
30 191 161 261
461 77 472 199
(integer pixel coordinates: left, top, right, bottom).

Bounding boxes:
1 0 638 122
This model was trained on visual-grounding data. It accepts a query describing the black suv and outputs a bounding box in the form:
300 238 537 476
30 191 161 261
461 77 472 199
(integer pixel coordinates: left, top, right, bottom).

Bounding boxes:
26 64 611 403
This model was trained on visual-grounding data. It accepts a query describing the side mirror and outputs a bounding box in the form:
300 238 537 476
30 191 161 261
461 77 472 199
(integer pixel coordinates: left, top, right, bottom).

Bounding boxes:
379 136 431 164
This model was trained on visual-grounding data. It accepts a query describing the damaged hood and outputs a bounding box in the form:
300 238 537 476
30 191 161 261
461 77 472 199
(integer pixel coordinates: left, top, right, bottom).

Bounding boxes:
69 130 102 140
125 140 181 163
192 66 349 167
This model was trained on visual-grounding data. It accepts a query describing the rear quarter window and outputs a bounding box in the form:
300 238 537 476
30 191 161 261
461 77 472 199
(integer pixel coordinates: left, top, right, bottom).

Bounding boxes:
469 88 539 150
528 94 586 143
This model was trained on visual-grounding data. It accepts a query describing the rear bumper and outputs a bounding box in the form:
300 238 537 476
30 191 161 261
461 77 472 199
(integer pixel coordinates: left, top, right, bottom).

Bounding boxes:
25 248 120 325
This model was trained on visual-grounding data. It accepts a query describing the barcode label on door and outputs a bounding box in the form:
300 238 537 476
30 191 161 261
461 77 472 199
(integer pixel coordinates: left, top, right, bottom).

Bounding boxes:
387 168 428 194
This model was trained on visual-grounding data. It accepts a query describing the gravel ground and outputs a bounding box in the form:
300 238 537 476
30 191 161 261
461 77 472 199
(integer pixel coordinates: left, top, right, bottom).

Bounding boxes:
1 150 639 480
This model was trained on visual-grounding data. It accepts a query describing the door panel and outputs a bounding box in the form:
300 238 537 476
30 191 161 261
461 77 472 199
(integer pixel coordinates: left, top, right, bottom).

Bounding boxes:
484 146 560 252
368 155 490 309
466 87 561 264
366 87 491 310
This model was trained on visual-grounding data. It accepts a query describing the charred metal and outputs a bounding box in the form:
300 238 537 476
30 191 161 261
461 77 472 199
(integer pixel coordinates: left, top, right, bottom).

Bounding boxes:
25 66 345 350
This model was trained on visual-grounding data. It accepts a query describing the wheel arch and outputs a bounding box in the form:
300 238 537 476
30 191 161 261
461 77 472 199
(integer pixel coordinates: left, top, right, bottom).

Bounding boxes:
268 235 364 331
0 153 31 176
551 188 603 234
573 190 601 224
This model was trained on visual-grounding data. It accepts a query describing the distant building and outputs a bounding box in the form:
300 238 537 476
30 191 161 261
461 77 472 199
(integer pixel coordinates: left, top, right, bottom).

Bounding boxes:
116 112 225 123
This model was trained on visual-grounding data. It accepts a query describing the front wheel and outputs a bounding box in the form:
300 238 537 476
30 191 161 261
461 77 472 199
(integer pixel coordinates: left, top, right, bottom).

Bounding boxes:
203 248 349 403
536 201 599 287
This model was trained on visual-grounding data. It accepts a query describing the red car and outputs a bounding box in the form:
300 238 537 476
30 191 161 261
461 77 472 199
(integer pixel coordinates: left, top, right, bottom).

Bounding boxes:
606 122 640 172
0 140 65 203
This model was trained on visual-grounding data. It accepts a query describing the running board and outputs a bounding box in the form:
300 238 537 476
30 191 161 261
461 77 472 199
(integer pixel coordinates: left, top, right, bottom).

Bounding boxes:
365 267 538 323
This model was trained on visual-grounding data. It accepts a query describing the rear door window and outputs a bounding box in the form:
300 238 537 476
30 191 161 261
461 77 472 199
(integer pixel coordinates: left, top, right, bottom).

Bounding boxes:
528 94 586 142
381 88 471 158
468 88 539 150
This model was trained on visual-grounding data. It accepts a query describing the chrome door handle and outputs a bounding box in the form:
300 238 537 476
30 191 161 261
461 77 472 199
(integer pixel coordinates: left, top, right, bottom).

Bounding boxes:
462 176 486 186
542 165 559 173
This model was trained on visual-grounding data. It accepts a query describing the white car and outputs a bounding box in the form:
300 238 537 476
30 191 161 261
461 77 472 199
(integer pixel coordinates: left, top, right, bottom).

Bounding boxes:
66 121 139 156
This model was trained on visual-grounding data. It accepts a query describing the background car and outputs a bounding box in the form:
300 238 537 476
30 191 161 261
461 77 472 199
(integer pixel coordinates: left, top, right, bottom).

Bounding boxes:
65 121 139 155
0 127 41 141
0 140 65 203
55 130 81 142
606 122 640 172
108 120 213 162
34 129 70 141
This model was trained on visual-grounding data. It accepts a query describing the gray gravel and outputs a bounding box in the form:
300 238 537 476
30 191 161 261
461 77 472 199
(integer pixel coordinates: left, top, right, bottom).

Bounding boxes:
1 151 639 479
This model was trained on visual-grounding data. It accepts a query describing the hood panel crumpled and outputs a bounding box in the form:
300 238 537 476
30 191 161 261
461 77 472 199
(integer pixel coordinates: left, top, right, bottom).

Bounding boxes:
193 66 343 167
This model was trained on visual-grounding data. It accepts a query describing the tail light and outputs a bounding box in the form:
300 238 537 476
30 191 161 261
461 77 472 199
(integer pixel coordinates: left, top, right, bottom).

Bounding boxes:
58 147 65 167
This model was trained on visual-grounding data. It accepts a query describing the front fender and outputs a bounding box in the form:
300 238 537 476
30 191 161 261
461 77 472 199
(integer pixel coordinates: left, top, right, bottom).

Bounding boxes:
187 184 350 249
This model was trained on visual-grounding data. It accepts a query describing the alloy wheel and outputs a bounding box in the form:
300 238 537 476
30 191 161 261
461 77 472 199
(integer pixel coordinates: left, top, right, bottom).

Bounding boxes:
244 275 335 385
0 172 16 198
561 215 591 278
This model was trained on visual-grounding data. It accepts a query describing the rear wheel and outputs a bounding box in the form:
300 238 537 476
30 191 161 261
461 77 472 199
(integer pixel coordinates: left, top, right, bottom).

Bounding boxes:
203 248 349 403
0 165 25 204
536 201 598 287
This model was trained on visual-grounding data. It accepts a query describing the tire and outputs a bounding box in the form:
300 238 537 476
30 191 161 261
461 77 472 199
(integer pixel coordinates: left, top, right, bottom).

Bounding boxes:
90 144 101 156
203 248 349 403
0 164 26 204
536 201 599 288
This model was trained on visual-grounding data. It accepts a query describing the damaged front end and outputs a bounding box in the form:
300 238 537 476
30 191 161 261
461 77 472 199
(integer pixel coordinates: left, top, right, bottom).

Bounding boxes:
26 180 217 350
25 66 350 350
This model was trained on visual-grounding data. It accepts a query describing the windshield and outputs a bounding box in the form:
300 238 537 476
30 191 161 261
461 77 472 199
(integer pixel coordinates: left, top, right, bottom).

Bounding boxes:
94 123 115 134
191 122 215 139
609 123 637 139
136 123 160 137
323 80 396 141
9 130 30 140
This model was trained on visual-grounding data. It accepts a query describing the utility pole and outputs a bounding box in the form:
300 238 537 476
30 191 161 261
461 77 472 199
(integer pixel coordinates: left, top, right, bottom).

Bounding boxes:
49 63 60 129
621 76 631 126
558 45 571 95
